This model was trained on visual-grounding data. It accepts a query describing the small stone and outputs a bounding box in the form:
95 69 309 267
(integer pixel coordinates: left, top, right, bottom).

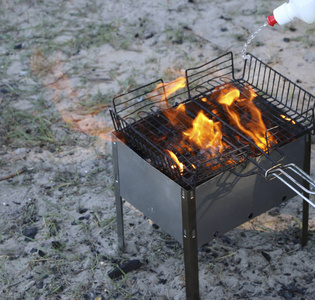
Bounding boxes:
14 43 22 49
220 235 233 245
22 227 38 241
38 250 46 257
51 241 63 250
268 207 280 216
145 32 154 39
36 281 44 289
152 223 159 229
78 214 90 221
261 251 271 262
159 278 167 284
79 208 88 214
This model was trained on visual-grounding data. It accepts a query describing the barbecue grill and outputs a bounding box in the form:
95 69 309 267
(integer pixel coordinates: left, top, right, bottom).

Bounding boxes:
110 52 315 299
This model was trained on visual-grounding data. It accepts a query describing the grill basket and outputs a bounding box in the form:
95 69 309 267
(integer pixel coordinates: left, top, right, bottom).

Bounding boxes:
110 52 315 189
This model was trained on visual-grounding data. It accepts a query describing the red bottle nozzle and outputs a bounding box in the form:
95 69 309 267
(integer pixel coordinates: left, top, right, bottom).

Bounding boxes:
267 15 277 26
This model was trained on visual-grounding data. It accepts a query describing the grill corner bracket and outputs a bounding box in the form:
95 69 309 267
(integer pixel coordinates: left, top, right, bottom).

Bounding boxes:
181 188 200 300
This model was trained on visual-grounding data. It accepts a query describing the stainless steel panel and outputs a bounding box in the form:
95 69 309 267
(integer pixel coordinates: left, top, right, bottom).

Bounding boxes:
114 134 306 247
115 137 183 244
195 136 305 247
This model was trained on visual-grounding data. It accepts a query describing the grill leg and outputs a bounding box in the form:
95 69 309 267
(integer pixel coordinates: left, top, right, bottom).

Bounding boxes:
112 139 125 252
302 133 311 247
181 189 200 300
116 195 125 251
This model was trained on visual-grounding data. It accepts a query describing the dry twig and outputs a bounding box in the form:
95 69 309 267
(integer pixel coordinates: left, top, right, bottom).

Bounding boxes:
0 167 27 182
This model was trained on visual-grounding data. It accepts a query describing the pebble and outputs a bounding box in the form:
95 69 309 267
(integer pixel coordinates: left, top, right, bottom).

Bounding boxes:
261 251 271 263
79 208 88 214
268 207 280 216
22 227 38 241
51 241 63 250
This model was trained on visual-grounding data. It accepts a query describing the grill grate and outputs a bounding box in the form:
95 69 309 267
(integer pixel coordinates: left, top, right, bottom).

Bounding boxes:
111 52 315 189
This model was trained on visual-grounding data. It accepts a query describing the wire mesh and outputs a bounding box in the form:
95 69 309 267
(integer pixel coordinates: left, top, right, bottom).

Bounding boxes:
111 52 315 189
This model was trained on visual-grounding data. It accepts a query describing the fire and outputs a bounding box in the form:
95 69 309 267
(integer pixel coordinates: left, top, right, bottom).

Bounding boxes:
166 150 184 174
155 77 275 177
183 111 224 154
280 114 296 125
163 103 189 127
216 84 272 151
148 77 186 108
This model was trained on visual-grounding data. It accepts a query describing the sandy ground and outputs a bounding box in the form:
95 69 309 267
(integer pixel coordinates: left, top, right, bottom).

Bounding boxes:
0 0 315 299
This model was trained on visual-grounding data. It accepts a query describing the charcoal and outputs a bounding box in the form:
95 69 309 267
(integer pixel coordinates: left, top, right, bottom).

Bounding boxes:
108 259 142 279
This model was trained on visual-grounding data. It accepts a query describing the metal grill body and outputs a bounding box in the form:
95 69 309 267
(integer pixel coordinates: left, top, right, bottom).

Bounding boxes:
111 53 315 300
113 133 307 246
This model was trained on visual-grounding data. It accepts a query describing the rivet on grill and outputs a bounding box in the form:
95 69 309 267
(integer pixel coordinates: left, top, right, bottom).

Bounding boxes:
248 212 254 219
282 196 287 202
183 229 187 238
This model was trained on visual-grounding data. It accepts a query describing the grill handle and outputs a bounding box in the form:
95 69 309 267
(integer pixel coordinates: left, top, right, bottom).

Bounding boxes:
265 163 315 209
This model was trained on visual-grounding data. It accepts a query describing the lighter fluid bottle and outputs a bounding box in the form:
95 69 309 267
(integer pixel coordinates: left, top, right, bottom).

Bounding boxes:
267 0 315 26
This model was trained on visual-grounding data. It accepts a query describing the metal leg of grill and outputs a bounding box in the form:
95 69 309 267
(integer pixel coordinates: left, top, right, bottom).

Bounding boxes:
302 134 311 247
115 195 125 252
112 139 125 252
181 189 200 300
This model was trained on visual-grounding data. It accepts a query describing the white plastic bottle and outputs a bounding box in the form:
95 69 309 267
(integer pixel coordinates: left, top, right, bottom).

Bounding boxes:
267 0 315 26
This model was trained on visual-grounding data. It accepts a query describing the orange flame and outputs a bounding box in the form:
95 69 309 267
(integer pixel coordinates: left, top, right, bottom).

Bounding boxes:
157 78 276 175
280 114 296 125
148 77 186 108
166 150 184 174
217 85 272 151
150 77 277 176
163 103 190 127
183 111 224 154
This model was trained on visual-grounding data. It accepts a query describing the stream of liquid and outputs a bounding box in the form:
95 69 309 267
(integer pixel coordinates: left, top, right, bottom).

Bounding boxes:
242 21 269 60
